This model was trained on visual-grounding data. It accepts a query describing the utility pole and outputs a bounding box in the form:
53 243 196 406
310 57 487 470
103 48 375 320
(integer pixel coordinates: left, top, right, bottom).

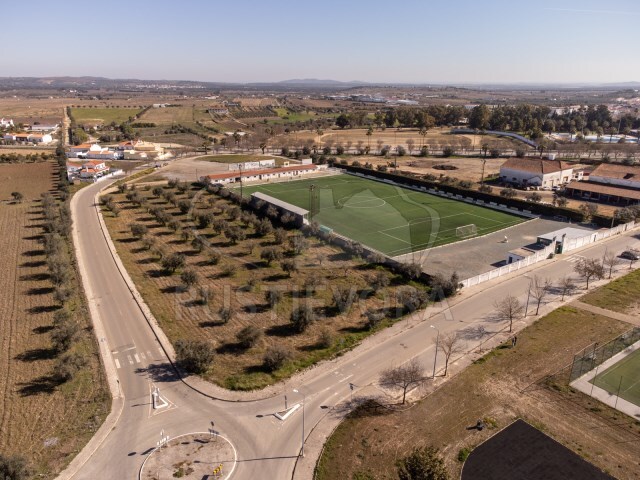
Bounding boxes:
430 325 440 378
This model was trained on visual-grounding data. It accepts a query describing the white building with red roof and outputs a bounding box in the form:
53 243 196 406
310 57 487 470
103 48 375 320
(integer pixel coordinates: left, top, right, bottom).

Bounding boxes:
200 164 322 185
499 158 577 189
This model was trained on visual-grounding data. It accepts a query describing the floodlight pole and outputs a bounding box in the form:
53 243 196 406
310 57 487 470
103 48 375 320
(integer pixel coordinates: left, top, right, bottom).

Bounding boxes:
430 325 439 378
239 163 243 198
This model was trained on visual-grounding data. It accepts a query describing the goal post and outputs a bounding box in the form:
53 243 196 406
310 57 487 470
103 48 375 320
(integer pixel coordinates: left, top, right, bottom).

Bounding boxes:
456 224 477 238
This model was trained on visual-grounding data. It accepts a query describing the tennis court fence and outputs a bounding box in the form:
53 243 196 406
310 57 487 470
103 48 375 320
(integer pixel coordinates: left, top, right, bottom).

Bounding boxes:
568 327 640 383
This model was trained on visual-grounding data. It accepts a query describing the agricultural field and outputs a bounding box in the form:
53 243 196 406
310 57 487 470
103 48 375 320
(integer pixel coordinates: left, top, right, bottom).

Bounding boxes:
102 182 421 390
0 97 67 120
240 174 524 256
317 306 638 480
0 161 109 477
70 107 143 124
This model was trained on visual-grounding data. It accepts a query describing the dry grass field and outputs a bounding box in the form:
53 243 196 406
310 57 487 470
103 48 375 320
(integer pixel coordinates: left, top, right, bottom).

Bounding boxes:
0 97 67 120
0 162 109 477
102 183 419 390
317 305 639 480
70 107 142 125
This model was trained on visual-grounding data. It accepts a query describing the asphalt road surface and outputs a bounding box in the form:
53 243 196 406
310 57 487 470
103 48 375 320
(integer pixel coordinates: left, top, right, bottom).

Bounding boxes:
69 176 640 479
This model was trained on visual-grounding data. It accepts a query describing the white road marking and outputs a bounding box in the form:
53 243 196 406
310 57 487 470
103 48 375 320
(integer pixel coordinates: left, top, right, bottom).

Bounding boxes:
338 374 354 383
127 355 133 365
121 346 136 352
114 359 121 369
158 347 163 354
139 351 146 360
134 354 141 363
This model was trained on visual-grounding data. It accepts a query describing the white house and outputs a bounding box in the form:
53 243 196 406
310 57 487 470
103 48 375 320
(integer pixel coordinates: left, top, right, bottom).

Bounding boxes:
30 123 59 132
67 159 109 179
67 143 117 160
499 158 574 188
0 118 14 129
2 132 52 144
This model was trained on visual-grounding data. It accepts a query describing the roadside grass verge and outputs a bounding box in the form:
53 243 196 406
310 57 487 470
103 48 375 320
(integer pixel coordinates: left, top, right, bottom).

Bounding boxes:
580 267 640 313
316 306 634 480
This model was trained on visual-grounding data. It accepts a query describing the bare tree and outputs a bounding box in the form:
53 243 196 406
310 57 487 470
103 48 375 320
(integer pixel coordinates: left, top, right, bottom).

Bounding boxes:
379 358 426 404
438 332 464 376
529 276 553 315
603 251 621 279
574 258 605 289
493 294 524 333
558 276 576 300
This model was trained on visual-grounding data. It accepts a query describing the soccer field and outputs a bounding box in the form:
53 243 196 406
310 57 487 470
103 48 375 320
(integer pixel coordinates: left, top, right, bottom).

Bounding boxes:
590 346 640 408
239 174 525 256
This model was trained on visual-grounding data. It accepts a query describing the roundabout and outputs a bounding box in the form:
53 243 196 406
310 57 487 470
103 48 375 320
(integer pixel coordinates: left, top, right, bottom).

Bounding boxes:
140 432 237 479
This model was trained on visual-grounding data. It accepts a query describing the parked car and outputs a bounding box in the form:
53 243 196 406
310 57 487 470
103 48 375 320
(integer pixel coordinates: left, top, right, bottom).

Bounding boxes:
619 250 640 261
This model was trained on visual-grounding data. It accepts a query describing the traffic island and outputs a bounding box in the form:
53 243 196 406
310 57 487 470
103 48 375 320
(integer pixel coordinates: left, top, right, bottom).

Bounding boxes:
140 432 236 479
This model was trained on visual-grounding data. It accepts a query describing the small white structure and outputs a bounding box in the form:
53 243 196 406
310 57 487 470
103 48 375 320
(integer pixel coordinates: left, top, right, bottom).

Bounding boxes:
499 158 573 189
0 118 14 129
507 247 536 264
228 159 276 171
30 123 59 132
67 159 109 179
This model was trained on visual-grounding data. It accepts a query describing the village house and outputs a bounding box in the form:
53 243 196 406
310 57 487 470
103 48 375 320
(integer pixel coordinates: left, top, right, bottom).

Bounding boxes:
67 143 118 160
0 118 14 129
2 132 53 144
499 158 577 189
66 159 109 179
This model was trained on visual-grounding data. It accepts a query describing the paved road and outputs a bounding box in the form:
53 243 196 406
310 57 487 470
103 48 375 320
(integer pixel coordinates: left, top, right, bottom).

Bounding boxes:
68 177 640 480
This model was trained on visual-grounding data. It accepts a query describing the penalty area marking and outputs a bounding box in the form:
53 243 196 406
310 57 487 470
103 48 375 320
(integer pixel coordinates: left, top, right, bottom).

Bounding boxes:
337 196 387 208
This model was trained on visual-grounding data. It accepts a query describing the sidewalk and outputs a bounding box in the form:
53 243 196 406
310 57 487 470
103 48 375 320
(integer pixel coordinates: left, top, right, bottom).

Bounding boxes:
571 300 640 327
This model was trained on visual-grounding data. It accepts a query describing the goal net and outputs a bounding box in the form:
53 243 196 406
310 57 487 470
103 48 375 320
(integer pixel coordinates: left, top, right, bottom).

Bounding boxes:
456 224 477 238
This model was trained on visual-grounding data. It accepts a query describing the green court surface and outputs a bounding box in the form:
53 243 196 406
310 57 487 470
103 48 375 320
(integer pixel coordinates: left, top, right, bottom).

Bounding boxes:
590 346 640 407
238 174 525 256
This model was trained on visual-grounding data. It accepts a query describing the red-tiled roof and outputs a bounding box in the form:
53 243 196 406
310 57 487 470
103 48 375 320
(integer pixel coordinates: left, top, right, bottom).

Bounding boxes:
590 163 640 181
501 158 572 175
566 181 640 200
204 164 317 181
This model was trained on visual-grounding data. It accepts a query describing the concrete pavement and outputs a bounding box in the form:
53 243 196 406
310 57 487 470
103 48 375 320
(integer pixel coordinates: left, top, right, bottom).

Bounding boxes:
60 174 640 480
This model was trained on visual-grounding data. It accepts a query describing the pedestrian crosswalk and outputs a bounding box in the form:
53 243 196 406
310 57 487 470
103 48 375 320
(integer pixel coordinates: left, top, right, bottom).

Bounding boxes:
111 343 161 369
565 255 586 264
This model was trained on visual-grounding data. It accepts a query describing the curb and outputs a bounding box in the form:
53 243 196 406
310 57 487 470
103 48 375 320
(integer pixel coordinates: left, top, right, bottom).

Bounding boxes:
55 183 125 480
138 431 237 480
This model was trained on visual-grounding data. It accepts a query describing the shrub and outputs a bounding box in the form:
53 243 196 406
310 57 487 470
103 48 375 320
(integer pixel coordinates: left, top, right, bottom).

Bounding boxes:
130 223 148 238
51 320 80 353
180 268 199 289
266 288 283 308
365 309 386 330
368 271 390 292
219 306 234 324
0 454 31 480
281 259 298 277
318 328 334 348
161 253 186 273
442 146 455 157
236 325 263 348
500 188 517 199
174 339 216 374
207 249 222 265
263 345 293 372
55 351 87 382
290 304 316 333
198 286 212 305
397 446 449 480
260 246 283 266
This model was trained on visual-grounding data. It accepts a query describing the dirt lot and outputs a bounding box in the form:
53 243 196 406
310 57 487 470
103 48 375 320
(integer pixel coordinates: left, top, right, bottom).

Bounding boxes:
317 305 639 480
286 127 529 153
0 162 109 477
0 162 57 201
0 97 67 120
102 183 416 390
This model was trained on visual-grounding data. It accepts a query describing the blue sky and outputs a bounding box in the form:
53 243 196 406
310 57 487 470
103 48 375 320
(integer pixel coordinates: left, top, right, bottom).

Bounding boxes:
1 0 639 84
